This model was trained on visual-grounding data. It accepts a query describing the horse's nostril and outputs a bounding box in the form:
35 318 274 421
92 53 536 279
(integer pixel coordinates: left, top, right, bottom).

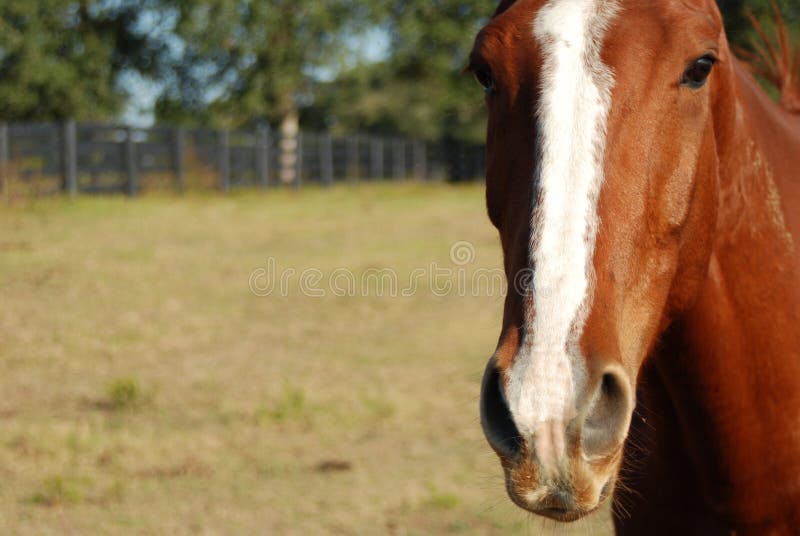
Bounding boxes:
581 368 632 457
480 360 522 459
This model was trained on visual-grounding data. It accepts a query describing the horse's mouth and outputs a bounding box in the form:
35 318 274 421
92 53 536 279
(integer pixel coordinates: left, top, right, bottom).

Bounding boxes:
506 487 604 523
534 506 598 523
505 474 614 523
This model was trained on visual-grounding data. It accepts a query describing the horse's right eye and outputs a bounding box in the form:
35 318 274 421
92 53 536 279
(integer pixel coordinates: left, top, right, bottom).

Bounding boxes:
473 67 495 94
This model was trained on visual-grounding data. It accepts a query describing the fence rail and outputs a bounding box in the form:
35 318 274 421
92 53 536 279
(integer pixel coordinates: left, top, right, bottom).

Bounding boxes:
0 121 485 197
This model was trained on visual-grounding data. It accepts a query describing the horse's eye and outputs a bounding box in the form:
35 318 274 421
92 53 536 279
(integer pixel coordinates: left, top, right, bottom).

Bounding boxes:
473 67 495 94
682 55 716 89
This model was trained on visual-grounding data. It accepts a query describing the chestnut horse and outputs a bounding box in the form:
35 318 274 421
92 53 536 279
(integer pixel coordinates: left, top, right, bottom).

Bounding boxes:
470 0 800 533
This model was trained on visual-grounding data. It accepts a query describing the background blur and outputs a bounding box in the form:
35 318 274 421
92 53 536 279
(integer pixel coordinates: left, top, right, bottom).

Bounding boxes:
1 1 797 534
0 1 797 147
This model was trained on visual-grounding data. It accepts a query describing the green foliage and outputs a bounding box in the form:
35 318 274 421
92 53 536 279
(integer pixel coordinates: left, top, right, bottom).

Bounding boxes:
0 0 167 121
720 0 800 47
720 1 799 99
369 0 493 142
309 0 493 143
1 0 798 137
155 0 373 128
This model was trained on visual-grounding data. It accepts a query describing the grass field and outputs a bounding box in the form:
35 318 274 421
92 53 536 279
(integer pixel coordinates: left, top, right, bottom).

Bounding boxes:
0 183 613 534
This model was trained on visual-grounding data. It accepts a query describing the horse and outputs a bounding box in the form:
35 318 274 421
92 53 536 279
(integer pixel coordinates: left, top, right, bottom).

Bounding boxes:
468 0 800 532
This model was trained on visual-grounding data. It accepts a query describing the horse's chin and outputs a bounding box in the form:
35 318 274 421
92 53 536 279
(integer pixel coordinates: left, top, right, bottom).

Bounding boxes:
534 505 601 523
503 468 616 523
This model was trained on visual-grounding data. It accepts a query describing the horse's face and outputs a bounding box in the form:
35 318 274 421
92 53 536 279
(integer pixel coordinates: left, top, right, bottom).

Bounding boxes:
472 0 724 520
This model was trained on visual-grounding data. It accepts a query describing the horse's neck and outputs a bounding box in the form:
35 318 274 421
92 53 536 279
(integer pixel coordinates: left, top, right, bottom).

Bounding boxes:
650 61 800 525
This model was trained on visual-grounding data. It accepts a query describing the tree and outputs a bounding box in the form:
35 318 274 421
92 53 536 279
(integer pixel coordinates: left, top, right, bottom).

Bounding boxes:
155 0 374 184
311 0 493 145
155 0 372 131
2 0 796 132
0 0 168 121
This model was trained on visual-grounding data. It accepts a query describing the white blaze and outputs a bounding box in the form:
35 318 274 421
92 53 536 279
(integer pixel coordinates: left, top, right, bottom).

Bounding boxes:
505 0 618 455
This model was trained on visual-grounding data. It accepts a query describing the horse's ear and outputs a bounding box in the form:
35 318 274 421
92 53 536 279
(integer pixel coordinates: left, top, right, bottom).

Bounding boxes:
494 0 517 17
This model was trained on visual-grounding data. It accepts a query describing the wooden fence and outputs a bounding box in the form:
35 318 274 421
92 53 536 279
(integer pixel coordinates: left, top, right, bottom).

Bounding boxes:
0 122 486 197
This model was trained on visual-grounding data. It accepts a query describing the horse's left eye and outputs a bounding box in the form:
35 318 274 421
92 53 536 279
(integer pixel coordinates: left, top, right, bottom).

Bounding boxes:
682 56 716 89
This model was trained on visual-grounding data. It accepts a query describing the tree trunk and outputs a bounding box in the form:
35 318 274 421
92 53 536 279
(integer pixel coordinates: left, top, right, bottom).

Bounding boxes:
278 109 300 185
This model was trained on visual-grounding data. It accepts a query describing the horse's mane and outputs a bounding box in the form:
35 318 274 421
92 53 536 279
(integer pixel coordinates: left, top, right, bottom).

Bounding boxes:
737 1 800 114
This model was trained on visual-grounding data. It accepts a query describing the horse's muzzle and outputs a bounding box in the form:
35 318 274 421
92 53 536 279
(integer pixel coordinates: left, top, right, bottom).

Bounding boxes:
480 357 631 521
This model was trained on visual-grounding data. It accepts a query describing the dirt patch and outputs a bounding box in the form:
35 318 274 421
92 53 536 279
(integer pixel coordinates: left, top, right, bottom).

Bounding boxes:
313 459 352 473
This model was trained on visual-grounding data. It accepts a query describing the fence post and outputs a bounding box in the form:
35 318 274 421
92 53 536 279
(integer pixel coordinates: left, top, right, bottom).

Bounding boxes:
0 123 8 201
370 137 383 180
294 132 303 190
219 129 230 192
320 133 334 187
392 138 405 180
413 141 427 181
125 127 138 197
174 127 185 194
346 136 359 182
256 126 270 188
63 121 78 195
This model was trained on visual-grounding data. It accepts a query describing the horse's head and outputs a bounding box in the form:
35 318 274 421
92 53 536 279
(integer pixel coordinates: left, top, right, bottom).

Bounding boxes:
472 0 728 521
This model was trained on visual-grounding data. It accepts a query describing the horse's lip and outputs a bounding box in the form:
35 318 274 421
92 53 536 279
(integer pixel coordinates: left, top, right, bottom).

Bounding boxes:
532 506 593 523
507 488 604 523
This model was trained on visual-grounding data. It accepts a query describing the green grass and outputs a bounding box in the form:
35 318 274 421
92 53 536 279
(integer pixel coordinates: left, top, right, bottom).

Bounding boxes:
0 183 612 534
105 377 146 411
422 485 462 510
255 386 308 426
29 476 86 506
